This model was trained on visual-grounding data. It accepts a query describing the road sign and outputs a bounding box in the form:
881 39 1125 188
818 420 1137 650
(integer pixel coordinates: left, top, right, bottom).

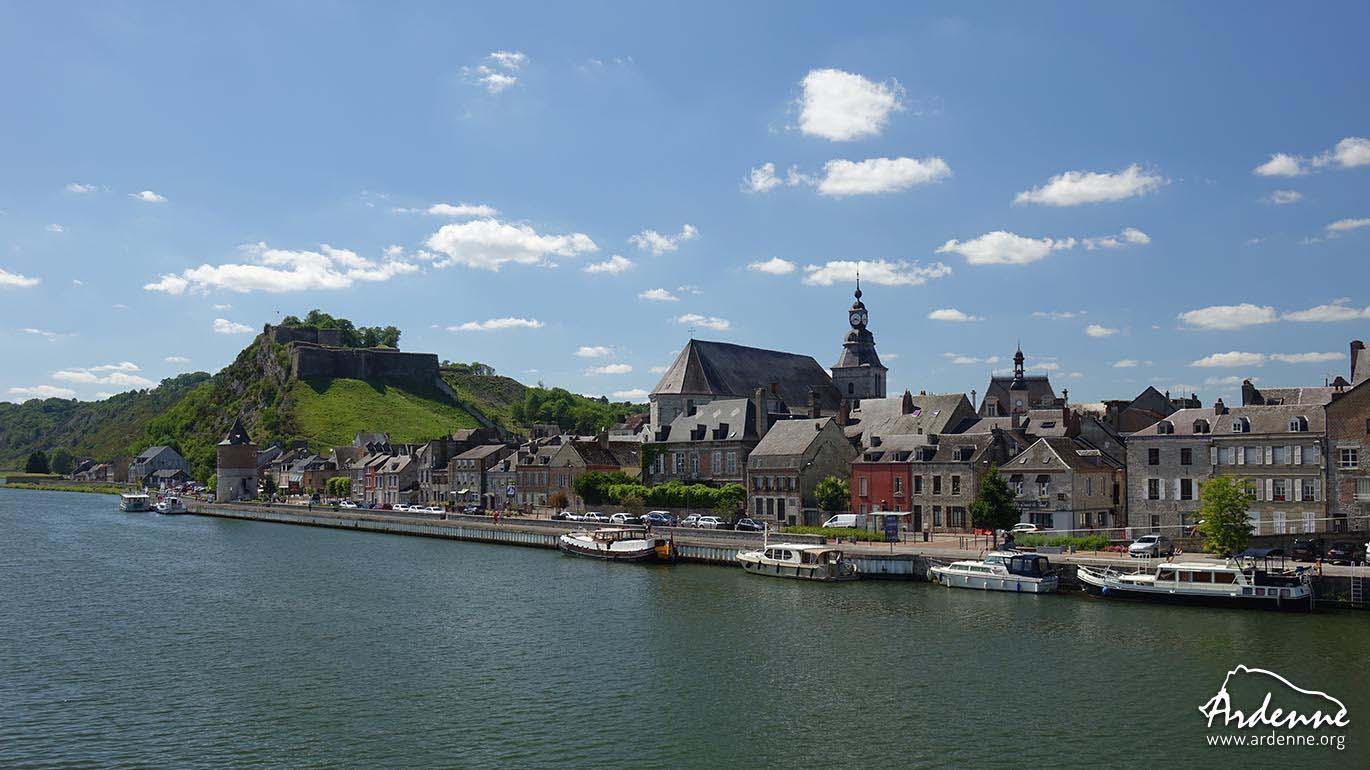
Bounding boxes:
883 515 900 542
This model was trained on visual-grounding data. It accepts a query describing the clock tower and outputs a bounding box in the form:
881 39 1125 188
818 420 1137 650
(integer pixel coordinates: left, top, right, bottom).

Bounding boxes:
830 279 887 401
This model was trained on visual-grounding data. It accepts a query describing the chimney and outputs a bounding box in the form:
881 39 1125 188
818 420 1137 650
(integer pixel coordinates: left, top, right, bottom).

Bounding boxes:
809 388 821 419
901 389 915 415
753 387 768 438
1353 340 1365 382
597 430 609 450
837 399 851 427
1241 379 1259 406
1214 397 1225 415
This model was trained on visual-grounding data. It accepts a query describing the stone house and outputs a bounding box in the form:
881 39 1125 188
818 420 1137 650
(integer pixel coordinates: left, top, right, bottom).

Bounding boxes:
747 416 856 526
841 390 978 448
361 452 391 505
1202 401 1328 536
1125 411 1216 536
449 444 515 508
287 455 337 495
1324 371 1370 533
484 455 519 510
516 436 568 507
976 346 1061 417
1005 437 1124 534
376 454 418 505
549 436 642 508
645 395 773 488
129 445 191 485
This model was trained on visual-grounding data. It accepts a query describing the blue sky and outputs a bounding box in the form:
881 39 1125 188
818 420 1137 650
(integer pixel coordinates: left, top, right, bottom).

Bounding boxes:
3 2 1369 406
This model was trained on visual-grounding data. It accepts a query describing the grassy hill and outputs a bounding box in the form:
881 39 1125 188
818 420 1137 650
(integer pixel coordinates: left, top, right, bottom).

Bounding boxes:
291 377 480 449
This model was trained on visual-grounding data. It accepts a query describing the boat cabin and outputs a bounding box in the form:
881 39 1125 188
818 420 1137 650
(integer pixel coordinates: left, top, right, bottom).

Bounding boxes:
587 527 648 543
761 545 844 566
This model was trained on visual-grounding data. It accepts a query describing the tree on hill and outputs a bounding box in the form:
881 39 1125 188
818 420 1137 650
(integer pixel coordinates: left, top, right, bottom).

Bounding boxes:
970 465 1019 545
281 309 400 348
49 448 74 475
814 475 850 513
1196 476 1254 557
24 451 49 474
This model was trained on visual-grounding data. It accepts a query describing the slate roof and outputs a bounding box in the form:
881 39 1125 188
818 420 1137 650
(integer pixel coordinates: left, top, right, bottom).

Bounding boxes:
331 445 365 468
570 440 641 469
454 444 511 461
151 468 187 479
1247 386 1335 406
843 393 972 444
354 432 389 446
380 455 413 474
979 374 1057 415
651 339 842 412
659 398 759 444
1006 437 1122 473
854 433 931 463
750 418 831 458
219 418 253 446
1131 404 1326 437
135 446 175 462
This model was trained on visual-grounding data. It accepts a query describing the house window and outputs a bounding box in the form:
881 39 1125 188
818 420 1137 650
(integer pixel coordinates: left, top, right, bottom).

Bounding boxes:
1272 446 1286 465
726 451 738 475
1038 477 1051 497
1357 478 1370 501
1193 419 1210 434
951 476 961 496
893 477 904 495
1288 416 1308 432
1014 480 1024 496
1148 448 1160 466
1147 479 1160 500
1156 421 1174 435
1218 447 1233 465
690 453 699 475
1180 448 1192 466
1272 479 1287 503
1232 417 1251 433
1180 478 1194 501
1301 478 1315 502
1244 447 1262 465
1086 476 1093 496
933 506 943 526
859 476 868 496
712 451 722 475
914 475 924 493
674 453 684 474
932 476 943 495
1340 448 1360 469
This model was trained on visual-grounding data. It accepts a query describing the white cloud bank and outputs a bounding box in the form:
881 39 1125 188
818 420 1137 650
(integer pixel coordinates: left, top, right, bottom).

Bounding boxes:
0 267 41 287
639 288 679 302
583 255 634 274
1191 351 1343 368
745 156 950 196
8 385 77 400
1253 137 1370 176
424 218 597 270
464 50 527 93
802 259 951 286
576 346 613 358
937 227 1148 266
145 242 419 294
585 363 632 375
1014 164 1166 206
630 224 698 255
212 318 254 335
448 317 543 332
675 314 730 331
1085 324 1118 338
130 190 168 203
747 257 797 275
927 308 981 322
53 361 156 388
1177 303 1279 331
797 68 904 141
394 202 499 218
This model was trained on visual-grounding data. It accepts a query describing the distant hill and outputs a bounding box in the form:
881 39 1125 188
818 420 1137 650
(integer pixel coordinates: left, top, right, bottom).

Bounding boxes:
0 316 647 481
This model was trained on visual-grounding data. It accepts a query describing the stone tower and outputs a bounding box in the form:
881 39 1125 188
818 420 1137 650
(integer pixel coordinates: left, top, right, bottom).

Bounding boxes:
830 279 887 401
216 417 258 502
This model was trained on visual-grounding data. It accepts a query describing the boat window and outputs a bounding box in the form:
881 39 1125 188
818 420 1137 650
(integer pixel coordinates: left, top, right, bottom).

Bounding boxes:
1213 572 1237 584
1156 568 1175 581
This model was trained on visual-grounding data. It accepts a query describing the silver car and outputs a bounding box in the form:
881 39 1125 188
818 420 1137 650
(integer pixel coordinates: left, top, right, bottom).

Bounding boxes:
1128 534 1175 558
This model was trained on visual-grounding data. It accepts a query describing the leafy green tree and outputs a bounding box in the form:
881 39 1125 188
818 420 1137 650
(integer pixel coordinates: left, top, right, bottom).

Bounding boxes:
1196 476 1255 557
970 465 1020 543
24 450 49 474
49 448 74 475
712 483 747 517
263 475 278 497
573 471 634 505
326 476 352 499
814 475 850 513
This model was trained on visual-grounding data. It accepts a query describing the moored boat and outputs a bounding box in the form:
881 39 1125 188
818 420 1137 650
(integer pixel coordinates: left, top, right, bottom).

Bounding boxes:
119 493 152 512
736 543 858 581
931 551 1058 593
558 527 667 562
155 496 187 515
1077 549 1314 611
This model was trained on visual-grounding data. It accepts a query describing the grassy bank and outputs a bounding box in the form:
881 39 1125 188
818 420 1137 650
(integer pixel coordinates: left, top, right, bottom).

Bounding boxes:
1015 533 1113 551
3 481 127 496
781 526 893 542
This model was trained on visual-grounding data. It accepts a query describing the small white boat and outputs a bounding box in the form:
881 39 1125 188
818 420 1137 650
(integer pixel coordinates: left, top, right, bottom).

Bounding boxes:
155 496 187 515
931 551 1058 593
736 543 858 581
1077 552 1314 611
119 493 152 512
558 527 668 562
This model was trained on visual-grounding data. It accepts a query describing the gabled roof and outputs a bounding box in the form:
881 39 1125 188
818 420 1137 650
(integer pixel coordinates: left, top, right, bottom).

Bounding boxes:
1245 386 1335 406
1006 436 1121 473
843 392 972 444
750 418 832 458
1134 405 1325 436
454 443 511 461
659 398 759 444
651 339 842 412
219 418 254 446
134 446 180 463
569 439 641 469
979 374 1057 415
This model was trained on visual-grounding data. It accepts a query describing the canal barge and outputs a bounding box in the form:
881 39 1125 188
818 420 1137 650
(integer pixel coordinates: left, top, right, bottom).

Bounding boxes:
1076 550 1314 610
558 527 668 562
155 496 187 515
736 543 859 581
931 551 1059 593
119 493 152 512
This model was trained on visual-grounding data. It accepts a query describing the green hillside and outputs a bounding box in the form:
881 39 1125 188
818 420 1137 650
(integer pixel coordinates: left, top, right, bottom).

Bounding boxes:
291 377 480 449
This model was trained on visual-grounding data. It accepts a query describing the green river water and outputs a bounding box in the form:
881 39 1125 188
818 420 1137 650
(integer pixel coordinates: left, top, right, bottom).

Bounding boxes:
1 487 1365 768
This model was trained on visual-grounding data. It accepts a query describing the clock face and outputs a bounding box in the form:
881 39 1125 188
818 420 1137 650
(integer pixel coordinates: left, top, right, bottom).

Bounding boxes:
850 311 866 327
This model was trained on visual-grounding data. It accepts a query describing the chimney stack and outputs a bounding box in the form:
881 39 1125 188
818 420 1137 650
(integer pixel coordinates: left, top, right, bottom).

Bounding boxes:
838 399 851 427
1353 340 1365 382
753 387 768 438
901 389 915 415
809 388 821 419
1214 397 1225 416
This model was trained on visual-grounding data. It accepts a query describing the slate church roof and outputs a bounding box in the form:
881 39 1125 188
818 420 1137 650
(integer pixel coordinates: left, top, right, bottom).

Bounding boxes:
651 339 842 412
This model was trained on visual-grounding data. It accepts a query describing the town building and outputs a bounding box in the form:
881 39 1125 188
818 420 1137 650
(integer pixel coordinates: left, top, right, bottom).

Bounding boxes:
376 453 418 505
648 340 842 429
546 435 642 508
1007 436 1125 534
516 436 569 507
129 445 191 486
1125 411 1217 536
830 281 887 401
841 390 978 447
484 455 519 510
976 346 1062 417
1324 353 1370 533
216 418 258 502
747 416 856 525
449 443 515 508
645 394 775 488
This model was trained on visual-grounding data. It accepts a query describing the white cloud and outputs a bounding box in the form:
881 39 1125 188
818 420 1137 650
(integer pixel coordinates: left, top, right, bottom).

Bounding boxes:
802 259 951 286
815 156 951 196
1283 299 1370 323
611 388 649 399
66 182 97 193
20 327 60 341
639 288 679 302
747 257 797 275
576 346 613 358
1032 310 1084 320
1253 153 1306 177
448 317 544 332
585 363 632 375
165 355 191 364
1084 324 1118 338
146 243 418 294
1191 351 1265 368
943 353 1001 366
396 202 500 218
1176 303 1279 331
0 268 40 288
1204 376 1247 387
7 384 76 400
583 255 634 274
130 190 168 203
212 318 253 335
1112 359 1140 368
1014 164 1166 206
213 303 232 310
52 361 155 388
797 68 904 141
936 231 1075 265
1082 227 1151 250
675 314 730 331
424 218 597 270
1269 352 1343 364
46 223 64 233
1263 190 1303 205
629 224 698 255
1034 362 1063 372
744 162 784 193
1326 217 1370 234
927 308 981 322
464 50 527 93
648 365 668 374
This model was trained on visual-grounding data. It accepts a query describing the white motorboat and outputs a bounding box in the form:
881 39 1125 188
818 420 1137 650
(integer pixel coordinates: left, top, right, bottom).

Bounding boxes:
558 527 668 562
155 496 187 515
1077 550 1314 611
736 543 858 581
119 493 152 512
931 551 1059 593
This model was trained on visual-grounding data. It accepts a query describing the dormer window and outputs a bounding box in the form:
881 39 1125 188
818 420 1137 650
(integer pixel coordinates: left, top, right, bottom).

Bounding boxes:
1156 421 1174 435
1288 416 1309 433
1232 417 1251 433
1193 419 1210 434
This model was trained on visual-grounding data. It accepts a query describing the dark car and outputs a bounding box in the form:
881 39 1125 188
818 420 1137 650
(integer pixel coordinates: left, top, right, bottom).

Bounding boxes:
1290 538 1325 562
734 517 766 532
1325 541 1366 565
641 511 677 527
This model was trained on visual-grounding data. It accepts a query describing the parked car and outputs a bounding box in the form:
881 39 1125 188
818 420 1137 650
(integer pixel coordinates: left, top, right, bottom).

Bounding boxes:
1325 541 1366 565
696 516 723 529
642 511 677 527
338 500 357 509
822 513 861 529
555 510 585 521
1010 523 1040 534
584 511 610 523
463 505 482 514
424 506 445 514
1128 534 1175 558
1290 537 1325 562
680 513 703 527
609 513 637 525
734 517 766 532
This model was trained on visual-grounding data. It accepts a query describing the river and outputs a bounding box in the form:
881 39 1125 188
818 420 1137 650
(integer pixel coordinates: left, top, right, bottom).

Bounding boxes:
0 487 1364 767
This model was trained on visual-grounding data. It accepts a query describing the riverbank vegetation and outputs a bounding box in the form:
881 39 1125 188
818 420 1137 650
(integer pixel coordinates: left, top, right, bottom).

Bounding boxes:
1014 533 1113 552
781 525 890 542
4 481 126 496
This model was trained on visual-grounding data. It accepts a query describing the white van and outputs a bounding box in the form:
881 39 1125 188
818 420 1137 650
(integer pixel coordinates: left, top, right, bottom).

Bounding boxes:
822 514 864 529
